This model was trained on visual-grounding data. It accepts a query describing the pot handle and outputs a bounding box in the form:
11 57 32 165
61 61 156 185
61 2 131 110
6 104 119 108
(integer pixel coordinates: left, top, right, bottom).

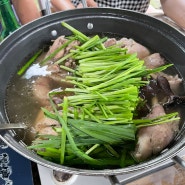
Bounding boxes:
172 155 185 169
107 175 121 185
107 155 185 185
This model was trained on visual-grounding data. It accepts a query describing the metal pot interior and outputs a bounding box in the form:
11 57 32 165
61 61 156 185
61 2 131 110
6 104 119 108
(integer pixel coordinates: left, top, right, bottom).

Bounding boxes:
0 8 185 175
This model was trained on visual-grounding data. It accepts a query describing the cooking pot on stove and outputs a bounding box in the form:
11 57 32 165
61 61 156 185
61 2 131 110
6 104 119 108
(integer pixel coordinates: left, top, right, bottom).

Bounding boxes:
0 8 185 176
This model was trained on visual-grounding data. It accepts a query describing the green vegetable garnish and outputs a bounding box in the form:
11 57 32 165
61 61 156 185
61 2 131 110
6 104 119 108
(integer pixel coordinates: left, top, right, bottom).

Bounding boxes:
17 49 42 75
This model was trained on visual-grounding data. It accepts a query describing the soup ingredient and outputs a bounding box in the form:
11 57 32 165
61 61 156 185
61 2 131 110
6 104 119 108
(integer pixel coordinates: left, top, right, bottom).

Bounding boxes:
28 22 180 168
117 38 151 59
45 36 80 63
32 74 71 107
34 109 60 135
164 74 182 94
17 49 42 75
154 73 182 95
32 62 73 106
132 97 179 161
104 38 151 59
143 53 165 69
157 75 185 106
30 102 178 166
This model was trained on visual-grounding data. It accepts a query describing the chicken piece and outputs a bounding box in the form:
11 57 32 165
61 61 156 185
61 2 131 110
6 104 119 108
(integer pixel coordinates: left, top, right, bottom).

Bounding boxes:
32 62 73 107
32 75 73 107
32 76 52 106
65 40 80 53
34 109 60 135
160 73 182 95
132 98 179 161
167 75 182 94
46 36 67 61
46 63 61 73
104 38 117 47
45 36 80 63
143 53 165 69
117 38 150 59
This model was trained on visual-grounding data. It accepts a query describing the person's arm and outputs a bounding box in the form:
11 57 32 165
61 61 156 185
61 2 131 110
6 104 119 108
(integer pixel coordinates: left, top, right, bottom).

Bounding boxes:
77 0 98 8
51 0 97 11
12 0 41 25
50 0 75 11
160 0 185 29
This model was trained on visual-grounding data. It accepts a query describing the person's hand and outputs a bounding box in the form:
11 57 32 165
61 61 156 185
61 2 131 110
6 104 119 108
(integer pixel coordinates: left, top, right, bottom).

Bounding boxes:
50 0 75 11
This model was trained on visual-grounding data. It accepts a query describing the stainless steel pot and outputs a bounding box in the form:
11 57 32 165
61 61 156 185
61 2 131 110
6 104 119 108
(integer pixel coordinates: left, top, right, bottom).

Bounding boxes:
1 8 185 176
